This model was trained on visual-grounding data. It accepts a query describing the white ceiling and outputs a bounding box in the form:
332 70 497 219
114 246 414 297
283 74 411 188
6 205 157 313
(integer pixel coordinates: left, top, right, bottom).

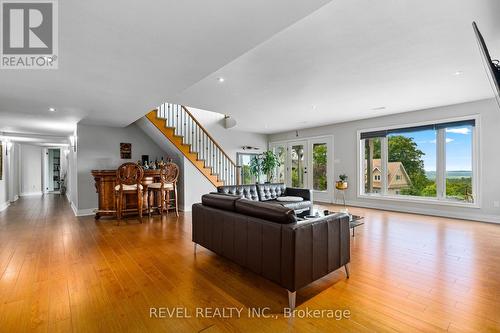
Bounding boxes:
1 0 499 136
176 0 500 133
0 0 332 136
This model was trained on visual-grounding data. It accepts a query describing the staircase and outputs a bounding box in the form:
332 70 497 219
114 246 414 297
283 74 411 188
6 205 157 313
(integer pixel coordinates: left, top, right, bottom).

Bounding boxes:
146 103 239 187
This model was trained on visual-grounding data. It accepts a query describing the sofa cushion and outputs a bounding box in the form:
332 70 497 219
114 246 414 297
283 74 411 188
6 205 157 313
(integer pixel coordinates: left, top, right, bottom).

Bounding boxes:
265 199 312 212
201 193 239 211
276 196 303 202
217 185 259 201
234 199 296 224
257 183 287 201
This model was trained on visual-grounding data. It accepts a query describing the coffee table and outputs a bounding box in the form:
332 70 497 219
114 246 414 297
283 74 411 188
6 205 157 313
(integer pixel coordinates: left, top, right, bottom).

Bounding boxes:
298 210 364 237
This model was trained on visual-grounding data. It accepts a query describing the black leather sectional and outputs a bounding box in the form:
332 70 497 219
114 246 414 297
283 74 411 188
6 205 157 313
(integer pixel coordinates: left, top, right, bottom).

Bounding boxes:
192 192 351 310
216 183 313 215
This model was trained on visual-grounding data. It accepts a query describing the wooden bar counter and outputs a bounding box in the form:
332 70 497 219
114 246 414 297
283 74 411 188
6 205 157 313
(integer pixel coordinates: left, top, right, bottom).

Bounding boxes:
92 169 161 219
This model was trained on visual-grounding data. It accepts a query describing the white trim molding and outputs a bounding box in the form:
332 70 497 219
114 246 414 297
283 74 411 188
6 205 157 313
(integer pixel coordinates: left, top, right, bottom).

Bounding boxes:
356 114 480 209
0 201 10 212
69 201 96 217
19 191 43 197
343 199 500 224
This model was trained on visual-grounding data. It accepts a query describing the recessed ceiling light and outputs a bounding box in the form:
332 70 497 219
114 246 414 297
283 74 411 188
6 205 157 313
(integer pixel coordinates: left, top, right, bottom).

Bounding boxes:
48 107 56 112
371 106 386 111
454 71 463 76
217 77 225 83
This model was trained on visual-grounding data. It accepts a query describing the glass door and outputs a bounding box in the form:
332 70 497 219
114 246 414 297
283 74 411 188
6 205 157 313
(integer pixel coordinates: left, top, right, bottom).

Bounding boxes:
309 137 333 202
270 136 333 202
288 141 308 188
273 145 287 183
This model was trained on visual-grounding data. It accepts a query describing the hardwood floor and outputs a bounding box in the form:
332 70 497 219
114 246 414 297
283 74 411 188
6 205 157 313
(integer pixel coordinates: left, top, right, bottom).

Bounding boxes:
0 195 499 332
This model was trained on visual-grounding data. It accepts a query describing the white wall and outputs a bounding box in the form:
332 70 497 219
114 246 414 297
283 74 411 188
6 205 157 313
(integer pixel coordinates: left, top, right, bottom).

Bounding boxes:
76 123 174 214
0 142 8 211
19 144 43 196
8 143 20 203
181 156 216 211
269 98 500 223
67 138 78 212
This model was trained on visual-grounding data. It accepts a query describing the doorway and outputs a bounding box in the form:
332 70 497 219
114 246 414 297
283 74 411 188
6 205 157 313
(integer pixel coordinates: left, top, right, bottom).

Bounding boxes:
45 148 61 193
270 136 333 203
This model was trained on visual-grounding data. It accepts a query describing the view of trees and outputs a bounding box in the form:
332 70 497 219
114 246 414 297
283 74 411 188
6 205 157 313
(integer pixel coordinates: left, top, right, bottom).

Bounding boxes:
366 135 472 201
312 143 327 191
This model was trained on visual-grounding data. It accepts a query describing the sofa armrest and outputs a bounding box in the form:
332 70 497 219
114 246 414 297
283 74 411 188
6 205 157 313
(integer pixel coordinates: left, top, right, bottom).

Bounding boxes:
281 214 350 292
285 187 312 201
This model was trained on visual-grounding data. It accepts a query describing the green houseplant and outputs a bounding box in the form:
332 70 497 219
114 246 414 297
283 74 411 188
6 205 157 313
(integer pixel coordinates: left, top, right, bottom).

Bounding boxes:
336 174 348 189
249 155 263 183
249 150 281 183
261 150 280 182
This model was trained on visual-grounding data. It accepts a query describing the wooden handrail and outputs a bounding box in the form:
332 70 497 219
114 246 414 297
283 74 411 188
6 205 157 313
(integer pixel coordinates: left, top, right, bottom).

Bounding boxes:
181 105 237 167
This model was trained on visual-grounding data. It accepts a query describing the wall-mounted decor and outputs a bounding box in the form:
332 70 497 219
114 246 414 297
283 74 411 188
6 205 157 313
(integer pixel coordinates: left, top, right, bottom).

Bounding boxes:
0 142 3 180
120 143 132 159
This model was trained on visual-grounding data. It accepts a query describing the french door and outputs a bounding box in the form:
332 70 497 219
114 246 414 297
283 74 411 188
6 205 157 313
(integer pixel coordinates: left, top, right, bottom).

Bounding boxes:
270 136 333 203
288 141 309 188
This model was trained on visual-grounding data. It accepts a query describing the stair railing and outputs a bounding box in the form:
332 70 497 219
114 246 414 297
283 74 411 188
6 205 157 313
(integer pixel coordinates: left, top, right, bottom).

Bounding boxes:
157 103 239 186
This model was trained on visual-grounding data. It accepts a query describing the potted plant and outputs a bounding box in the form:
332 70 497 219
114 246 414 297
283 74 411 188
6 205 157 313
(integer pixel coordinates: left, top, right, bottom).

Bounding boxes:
261 150 280 183
249 155 263 184
336 174 348 190
249 151 281 183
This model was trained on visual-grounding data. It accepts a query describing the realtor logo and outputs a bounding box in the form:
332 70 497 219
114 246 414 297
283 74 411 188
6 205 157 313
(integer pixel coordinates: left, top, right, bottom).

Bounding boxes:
1 0 58 69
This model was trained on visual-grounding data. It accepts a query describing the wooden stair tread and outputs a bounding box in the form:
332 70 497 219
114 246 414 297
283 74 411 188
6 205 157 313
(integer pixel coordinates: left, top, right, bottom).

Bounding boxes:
146 110 225 187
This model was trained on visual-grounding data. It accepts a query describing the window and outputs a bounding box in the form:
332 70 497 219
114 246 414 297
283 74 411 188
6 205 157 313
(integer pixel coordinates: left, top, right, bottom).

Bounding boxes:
359 118 477 205
445 124 473 202
387 128 436 198
274 146 286 183
363 137 382 194
291 144 305 188
312 143 327 191
237 153 259 185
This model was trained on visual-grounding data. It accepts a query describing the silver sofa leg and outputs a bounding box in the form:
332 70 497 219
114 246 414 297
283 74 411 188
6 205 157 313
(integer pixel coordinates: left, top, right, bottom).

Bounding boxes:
344 263 350 278
288 291 296 310
194 243 197 255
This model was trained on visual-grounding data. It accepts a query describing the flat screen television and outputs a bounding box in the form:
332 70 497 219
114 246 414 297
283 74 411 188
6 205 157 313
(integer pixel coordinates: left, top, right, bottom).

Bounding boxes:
472 22 500 109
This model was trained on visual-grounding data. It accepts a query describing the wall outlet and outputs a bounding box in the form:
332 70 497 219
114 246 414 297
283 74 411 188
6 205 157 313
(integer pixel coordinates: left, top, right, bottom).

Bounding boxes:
494 201 500 208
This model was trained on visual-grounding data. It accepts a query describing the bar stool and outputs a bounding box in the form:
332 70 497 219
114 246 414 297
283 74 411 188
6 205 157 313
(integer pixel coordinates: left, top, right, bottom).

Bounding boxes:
115 162 144 224
148 162 179 217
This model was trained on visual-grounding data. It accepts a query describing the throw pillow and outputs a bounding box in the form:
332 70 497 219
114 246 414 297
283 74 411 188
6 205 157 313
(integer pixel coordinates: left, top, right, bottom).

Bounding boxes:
276 196 304 202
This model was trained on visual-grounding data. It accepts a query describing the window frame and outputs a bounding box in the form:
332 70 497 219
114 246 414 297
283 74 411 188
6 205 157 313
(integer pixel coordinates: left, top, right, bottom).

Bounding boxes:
357 115 480 208
236 152 261 185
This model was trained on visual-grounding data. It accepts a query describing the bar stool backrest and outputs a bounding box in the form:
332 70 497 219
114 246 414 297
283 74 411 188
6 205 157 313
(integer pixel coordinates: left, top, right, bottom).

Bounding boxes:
160 162 179 185
116 163 144 188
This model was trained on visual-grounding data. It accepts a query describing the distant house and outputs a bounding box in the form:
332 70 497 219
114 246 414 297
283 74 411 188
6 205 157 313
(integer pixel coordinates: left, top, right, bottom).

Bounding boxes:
366 159 412 194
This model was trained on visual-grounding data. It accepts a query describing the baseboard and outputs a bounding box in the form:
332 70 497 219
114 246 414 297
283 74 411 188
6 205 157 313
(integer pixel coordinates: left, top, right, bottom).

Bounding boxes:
65 191 71 202
76 208 96 217
69 202 96 217
0 201 10 212
342 200 500 224
10 195 19 203
19 191 43 197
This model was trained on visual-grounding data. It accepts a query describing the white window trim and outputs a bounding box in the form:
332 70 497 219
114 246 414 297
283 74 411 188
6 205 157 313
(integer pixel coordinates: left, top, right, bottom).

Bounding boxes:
270 135 334 202
356 114 481 209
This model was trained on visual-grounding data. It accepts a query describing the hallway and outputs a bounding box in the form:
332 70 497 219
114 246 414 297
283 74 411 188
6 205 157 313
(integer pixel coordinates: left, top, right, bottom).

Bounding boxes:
0 195 499 332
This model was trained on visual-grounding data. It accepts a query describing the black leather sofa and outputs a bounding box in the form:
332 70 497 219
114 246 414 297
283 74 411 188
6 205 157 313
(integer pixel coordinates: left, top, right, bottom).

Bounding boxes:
217 183 313 215
192 193 351 310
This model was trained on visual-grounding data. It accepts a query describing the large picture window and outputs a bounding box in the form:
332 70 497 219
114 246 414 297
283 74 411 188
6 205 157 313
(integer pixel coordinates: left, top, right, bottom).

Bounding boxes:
359 118 477 205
